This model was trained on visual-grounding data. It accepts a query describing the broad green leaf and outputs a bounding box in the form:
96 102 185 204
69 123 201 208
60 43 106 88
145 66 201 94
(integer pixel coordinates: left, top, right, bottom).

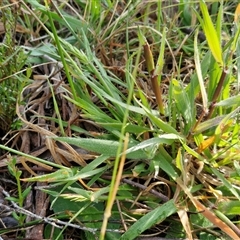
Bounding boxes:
138 27 147 45
54 137 150 159
91 187 110 202
120 200 177 240
218 201 240 215
67 93 152 117
132 163 148 176
208 60 222 102
5 197 19 203
44 224 63 240
48 12 87 33
50 189 121 238
89 0 101 21
106 92 159 116
145 111 179 134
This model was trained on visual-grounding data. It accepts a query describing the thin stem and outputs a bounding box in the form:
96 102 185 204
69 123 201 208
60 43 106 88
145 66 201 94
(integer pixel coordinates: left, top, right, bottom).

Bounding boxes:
206 68 227 119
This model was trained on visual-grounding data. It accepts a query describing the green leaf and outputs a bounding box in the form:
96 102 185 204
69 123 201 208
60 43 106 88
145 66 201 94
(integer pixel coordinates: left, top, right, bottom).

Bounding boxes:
196 1 223 66
22 186 31 199
120 199 177 240
44 224 63 240
77 155 109 176
194 29 208 113
54 137 150 159
49 189 120 237
154 152 179 181
180 1 192 26
132 163 148 176
234 160 240 177
26 0 47 11
214 108 240 142
134 98 179 134
186 50 211 98
211 168 240 200
21 168 74 182
68 166 108 181
183 143 206 162
154 26 166 77
125 134 182 157
7 157 17 177
5 197 19 203
218 201 240 215
172 79 195 132
193 115 225 134
215 95 240 108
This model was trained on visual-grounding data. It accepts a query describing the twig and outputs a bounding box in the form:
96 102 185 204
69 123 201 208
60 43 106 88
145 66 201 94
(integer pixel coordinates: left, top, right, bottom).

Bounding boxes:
122 178 169 202
0 185 123 233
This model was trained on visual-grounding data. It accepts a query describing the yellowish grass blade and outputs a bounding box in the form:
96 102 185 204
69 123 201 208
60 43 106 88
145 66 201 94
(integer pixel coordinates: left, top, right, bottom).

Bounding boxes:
198 1 223 66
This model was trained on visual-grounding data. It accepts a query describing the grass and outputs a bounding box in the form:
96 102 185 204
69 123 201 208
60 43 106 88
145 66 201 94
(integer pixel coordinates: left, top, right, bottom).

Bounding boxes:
0 2 27 134
1 0 240 239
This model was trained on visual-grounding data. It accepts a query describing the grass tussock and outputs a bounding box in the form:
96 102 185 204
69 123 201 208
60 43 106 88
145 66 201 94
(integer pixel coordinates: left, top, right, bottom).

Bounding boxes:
0 1 240 239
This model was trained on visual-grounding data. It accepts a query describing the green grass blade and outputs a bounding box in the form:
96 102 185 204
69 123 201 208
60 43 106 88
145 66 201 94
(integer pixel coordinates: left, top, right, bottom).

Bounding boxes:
45 4 77 100
193 115 225 134
215 95 240 108
194 29 208 113
218 200 240 215
54 137 150 160
135 98 179 134
197 1 223 66
211 168 240 200
120 199 177 240
172 79 195 133
154 152 179 181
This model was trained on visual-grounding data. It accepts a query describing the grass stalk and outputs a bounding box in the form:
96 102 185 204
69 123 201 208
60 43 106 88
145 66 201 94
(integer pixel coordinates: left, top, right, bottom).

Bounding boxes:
44 1 77 101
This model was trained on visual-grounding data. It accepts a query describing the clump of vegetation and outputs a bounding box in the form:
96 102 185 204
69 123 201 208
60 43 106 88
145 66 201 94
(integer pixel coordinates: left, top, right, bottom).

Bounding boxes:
0 1 26 135
1 1 240 239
